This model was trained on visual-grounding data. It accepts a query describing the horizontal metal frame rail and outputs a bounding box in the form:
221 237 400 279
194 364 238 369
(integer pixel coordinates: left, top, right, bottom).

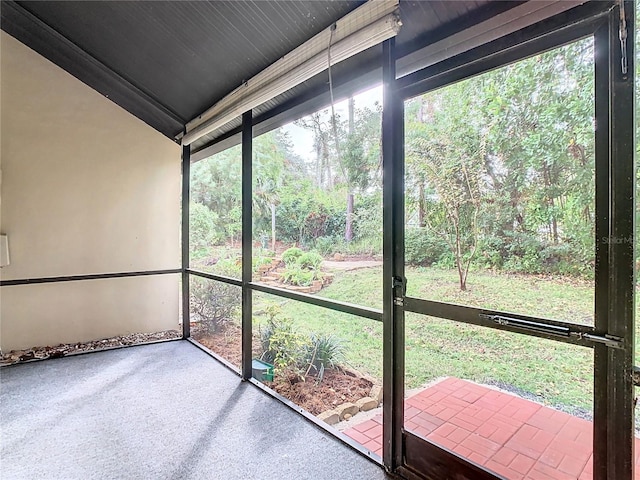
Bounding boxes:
395 1 612 98
0 268 182 287
404 296 602 348
402 431 499 480
248 282 383 322
187 269 242 287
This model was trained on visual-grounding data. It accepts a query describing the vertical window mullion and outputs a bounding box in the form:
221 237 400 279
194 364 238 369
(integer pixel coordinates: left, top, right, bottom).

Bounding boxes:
241 111 253 380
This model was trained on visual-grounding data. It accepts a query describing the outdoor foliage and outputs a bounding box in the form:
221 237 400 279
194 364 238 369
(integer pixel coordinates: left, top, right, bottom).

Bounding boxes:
405 38 596 288
253 250 275 271
190 145 242 248
280 248 324 286
189 201 220 256
405 228 450 267
191 37 599 291
298 251 324 269
258 305 343 381
259 305 310 376
280 265 318 286
190 275 241 334
303 334 345 379
282 247 303 265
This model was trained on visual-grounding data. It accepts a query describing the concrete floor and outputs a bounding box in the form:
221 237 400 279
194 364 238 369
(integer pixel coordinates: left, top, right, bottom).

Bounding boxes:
0 341 390 480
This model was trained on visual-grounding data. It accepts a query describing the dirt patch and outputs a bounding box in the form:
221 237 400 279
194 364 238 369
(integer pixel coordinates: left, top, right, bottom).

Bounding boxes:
322 260 382 271
191 323 248 367
336 254 381 262
269 369 373 415
192 323 373 415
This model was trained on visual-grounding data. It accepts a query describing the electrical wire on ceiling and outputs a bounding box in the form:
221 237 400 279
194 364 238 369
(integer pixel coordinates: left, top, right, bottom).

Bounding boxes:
181 0 401 146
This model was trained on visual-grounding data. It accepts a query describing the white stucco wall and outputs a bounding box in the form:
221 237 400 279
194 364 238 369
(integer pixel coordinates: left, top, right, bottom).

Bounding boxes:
0 32 181 351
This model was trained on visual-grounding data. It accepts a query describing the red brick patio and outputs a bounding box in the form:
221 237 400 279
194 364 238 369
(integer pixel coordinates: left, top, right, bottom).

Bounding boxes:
344 377 640 480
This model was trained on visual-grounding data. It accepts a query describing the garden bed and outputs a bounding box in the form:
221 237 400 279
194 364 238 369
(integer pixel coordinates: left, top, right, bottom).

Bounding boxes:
269 369 373 415
191 322 374 415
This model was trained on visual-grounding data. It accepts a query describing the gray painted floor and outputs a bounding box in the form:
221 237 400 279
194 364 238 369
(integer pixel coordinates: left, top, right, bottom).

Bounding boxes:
1 341 390 480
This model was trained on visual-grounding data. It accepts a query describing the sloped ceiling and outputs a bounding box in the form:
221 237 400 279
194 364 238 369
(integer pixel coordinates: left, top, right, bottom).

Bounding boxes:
1 1 519 141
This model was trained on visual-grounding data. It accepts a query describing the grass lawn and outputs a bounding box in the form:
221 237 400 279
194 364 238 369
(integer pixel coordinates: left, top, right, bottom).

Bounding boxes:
252 265 623 414
405 267 595 326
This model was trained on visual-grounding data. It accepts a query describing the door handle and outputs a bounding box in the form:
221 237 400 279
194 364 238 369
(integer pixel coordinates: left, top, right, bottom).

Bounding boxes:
479 313 624 349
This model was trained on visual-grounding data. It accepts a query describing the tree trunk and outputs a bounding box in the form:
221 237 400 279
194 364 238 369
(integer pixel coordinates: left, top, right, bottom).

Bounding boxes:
541 162 559 243
459 268 467 291
551 208 559 244
454 221 467 291
348 97 354 132
346 192 354 242
316 143 323 187
323 139 332 189
418 180 426 227
270 203 276 251
345 97 355 243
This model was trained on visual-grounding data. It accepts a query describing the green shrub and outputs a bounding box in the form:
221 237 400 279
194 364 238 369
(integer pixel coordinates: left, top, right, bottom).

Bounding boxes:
476 235 506 269
189 202 221 254
540 243 593 277
258 305 344 381
353 194 383 247
275 188 347 245
314 236 337 256
279 249 324 286
212 256 242 278
477 230 594 277
252 254 273 272
190 276 240 333
280 264 323 286
282 247 303 265
303 334 344 379
258 305 309 375
298 250 324 269
405 228 449 266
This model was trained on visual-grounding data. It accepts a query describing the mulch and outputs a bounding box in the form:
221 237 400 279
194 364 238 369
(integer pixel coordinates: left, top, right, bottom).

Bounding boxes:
0 330 182 366
192 323 373 414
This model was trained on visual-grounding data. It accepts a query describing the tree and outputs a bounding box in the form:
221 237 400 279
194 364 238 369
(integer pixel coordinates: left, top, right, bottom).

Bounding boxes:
342 101 382 242
406 81 485 291
297 100 382 243
191 145 242 245
481 38 594 249
253 131 287 251
295 113 334 189
405 36 596 283
189 201 219 253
